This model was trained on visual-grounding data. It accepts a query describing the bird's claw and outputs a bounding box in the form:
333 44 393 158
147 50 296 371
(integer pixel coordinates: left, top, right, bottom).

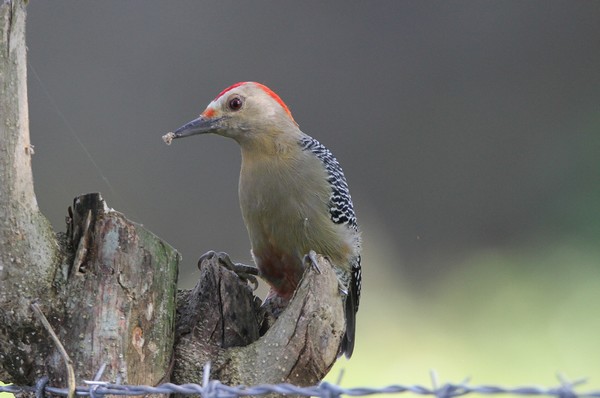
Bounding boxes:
198 250 260 290
338 282 349 296
304 250 322 274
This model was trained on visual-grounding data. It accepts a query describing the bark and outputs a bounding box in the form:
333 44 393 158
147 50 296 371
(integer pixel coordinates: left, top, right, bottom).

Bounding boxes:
54 193 180 386
173 254 344 388
0 0 345 393
0 0 61 384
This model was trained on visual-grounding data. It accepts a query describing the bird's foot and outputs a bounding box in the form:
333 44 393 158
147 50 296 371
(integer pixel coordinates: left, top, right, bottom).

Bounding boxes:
303 250 322 274
303 251 348 295
198 250 259 290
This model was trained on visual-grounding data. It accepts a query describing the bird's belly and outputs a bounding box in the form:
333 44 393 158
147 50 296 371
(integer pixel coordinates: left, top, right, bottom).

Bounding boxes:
252 240 305 299
246 205 352 298
246 206 308 298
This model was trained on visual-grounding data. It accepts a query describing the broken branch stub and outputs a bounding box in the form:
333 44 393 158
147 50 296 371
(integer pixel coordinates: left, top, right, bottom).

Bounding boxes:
55 193 180 386
173 252 345 388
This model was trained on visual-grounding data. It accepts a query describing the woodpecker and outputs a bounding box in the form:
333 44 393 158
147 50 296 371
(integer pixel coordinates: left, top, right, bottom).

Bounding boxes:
164 82 361 358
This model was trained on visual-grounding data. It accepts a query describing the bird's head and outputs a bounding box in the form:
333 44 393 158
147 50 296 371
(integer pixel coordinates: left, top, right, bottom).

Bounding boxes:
165 82 299 148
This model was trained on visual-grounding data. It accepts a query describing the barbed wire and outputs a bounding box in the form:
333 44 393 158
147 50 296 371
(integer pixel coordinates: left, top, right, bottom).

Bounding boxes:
1 364 598 398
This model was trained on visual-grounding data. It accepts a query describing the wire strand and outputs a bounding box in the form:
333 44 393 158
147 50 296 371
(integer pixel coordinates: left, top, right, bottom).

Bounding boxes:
28 61 121 201
2 374 599 398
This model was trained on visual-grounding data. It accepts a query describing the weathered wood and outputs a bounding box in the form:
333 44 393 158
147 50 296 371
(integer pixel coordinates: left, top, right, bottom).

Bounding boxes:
173 253 345 390
0 192 181 388
49 193 180 386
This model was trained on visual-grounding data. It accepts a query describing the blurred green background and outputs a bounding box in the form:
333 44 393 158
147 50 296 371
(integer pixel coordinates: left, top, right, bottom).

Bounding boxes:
17 0 600 391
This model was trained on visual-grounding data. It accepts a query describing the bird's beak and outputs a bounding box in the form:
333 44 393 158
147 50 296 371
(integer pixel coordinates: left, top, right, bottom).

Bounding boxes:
170 115 224 139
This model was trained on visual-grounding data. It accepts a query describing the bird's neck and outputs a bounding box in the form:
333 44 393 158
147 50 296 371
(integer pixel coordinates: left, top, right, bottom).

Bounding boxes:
237 127 303 159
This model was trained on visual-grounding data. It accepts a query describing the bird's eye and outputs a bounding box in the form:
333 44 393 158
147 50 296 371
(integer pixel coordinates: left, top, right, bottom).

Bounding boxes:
228 96 243 111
